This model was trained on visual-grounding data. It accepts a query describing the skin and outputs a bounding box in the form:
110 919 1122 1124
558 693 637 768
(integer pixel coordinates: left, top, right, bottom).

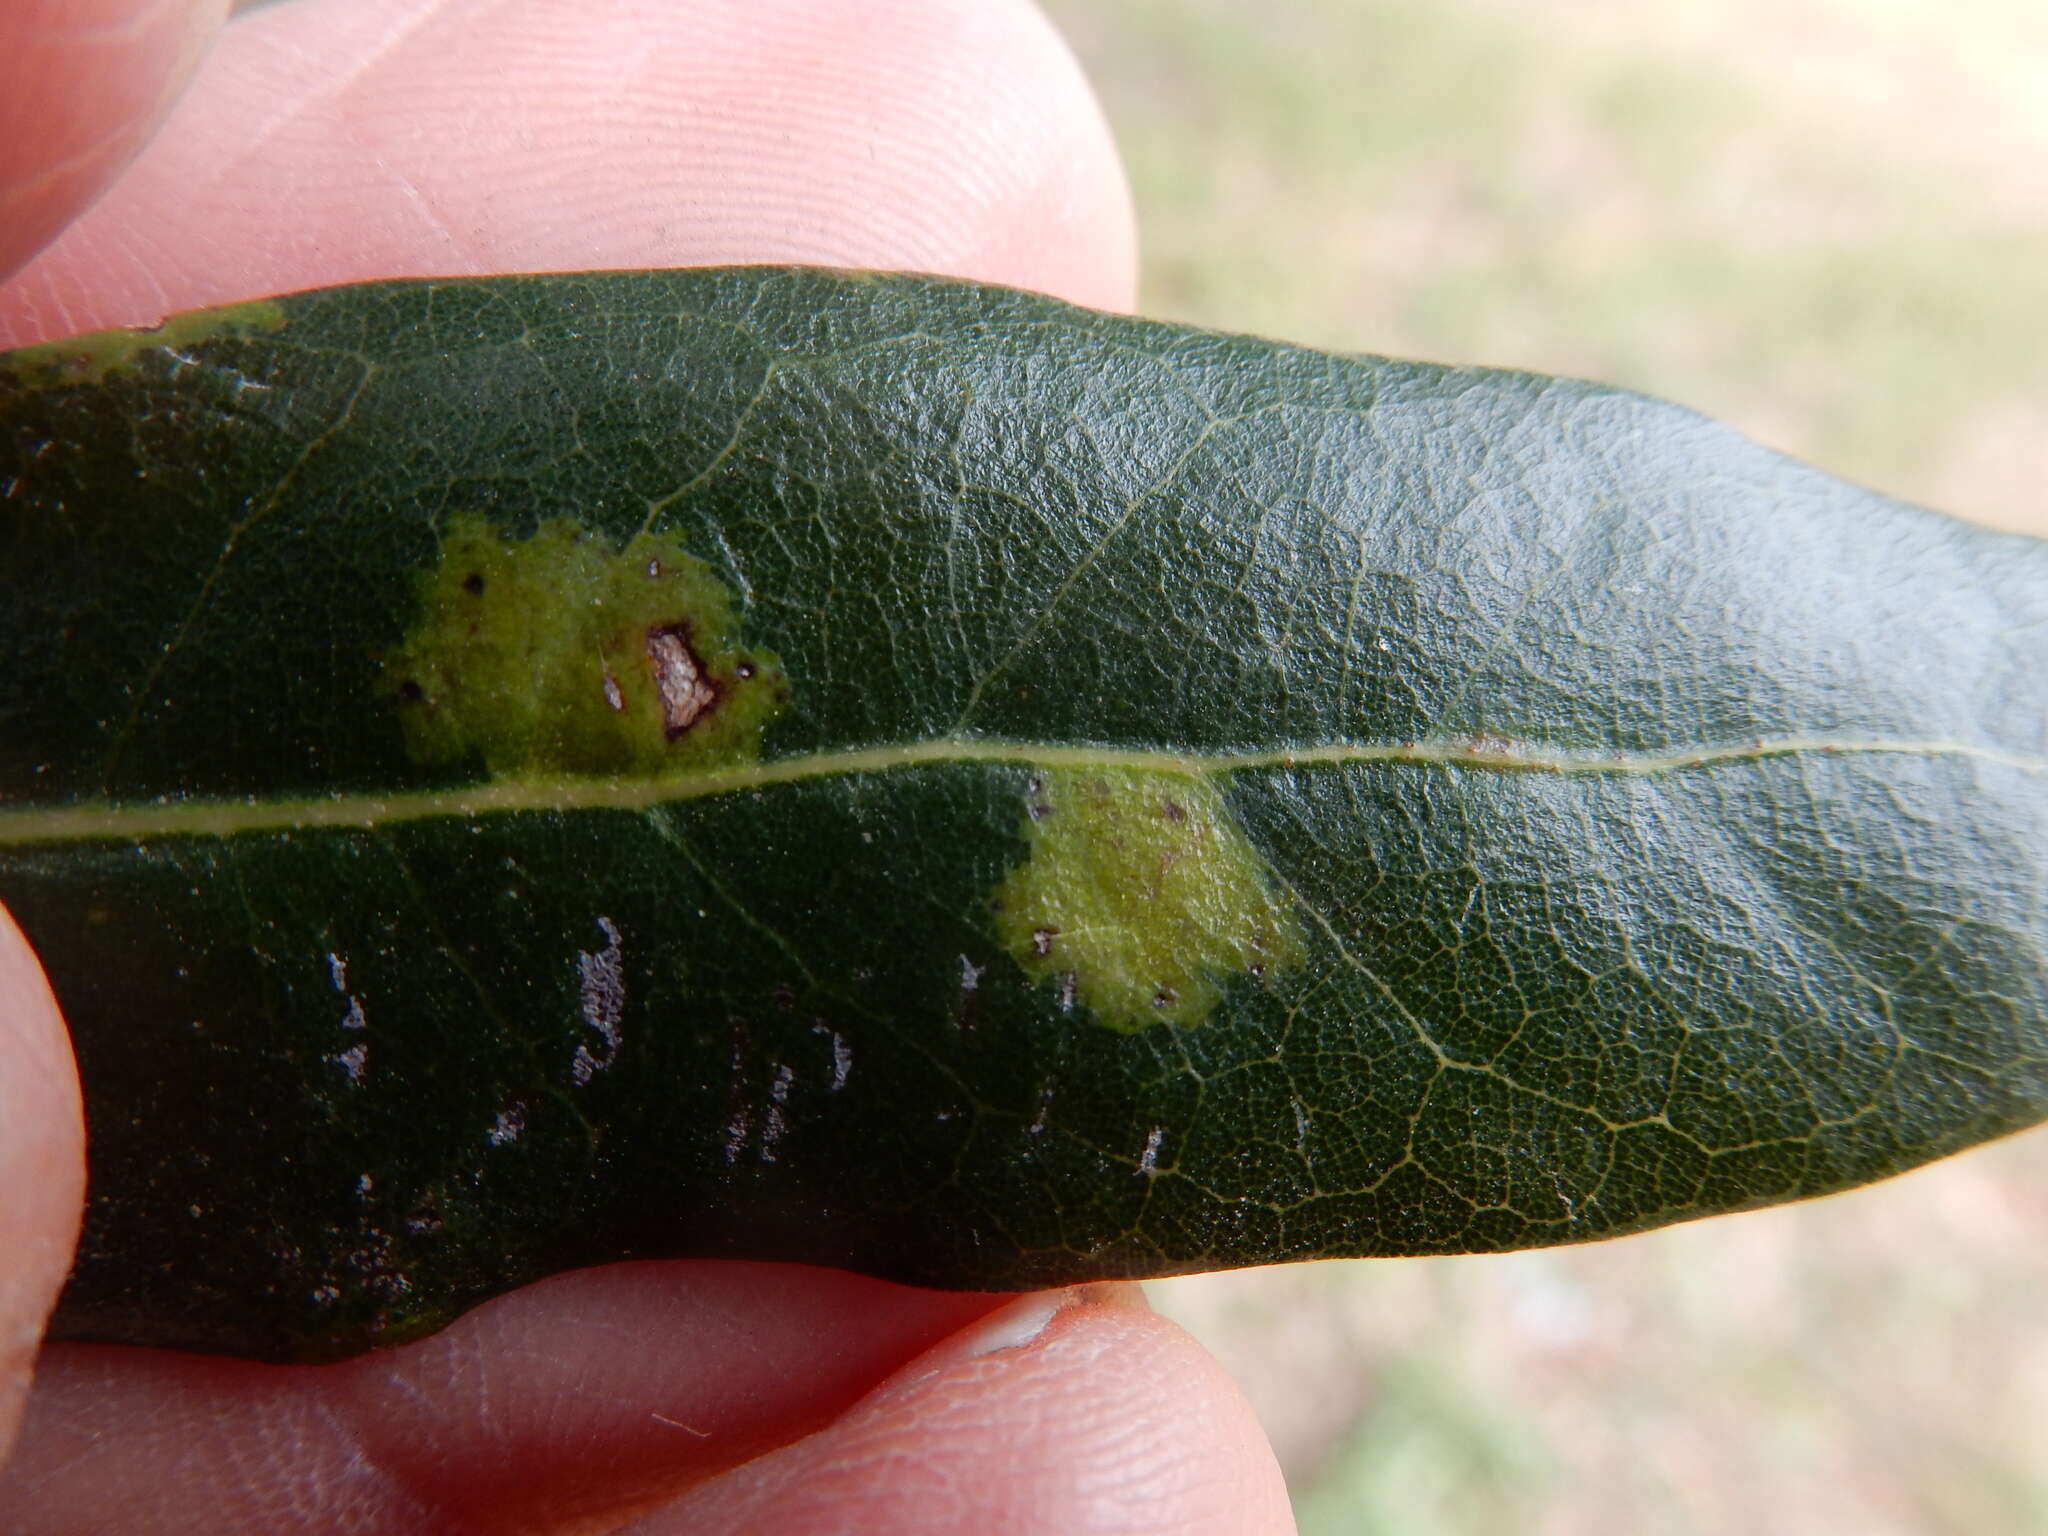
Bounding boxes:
0 1 1296 1531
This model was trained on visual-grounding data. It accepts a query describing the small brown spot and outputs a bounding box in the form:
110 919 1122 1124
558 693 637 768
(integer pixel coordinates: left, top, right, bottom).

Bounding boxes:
1152 987 1178 1010
645 558 662 579
1160 799 1186 822
735 661 756 680
1031 926 1058 957
398 679 425 702
645 623 718 738
462 572 485 595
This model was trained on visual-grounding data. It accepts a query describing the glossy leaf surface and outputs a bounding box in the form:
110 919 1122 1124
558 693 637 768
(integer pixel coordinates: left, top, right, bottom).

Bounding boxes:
1 269 2043 1361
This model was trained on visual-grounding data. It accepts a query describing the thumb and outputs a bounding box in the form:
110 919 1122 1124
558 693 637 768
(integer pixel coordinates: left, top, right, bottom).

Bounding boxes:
0 0 230 280
639 1288 1297 1535
0 907 86 1463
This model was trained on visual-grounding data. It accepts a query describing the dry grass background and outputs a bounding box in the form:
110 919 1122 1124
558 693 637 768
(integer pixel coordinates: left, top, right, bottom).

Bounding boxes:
1036 2 2048 1530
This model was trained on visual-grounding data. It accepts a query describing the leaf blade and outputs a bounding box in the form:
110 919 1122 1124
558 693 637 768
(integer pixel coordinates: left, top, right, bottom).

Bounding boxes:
1 268 2042 1360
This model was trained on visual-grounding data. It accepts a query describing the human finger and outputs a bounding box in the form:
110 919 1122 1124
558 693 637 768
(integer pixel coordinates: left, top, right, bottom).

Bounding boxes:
2 1262 1006 1531
0 0 1137 347
0 909 86 1465
0 0 230 281
634 1289 1296 1535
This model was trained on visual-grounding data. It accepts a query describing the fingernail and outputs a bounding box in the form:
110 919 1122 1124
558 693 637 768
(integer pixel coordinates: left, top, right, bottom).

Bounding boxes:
958 1292 1066 1359
918 1282 1149 1380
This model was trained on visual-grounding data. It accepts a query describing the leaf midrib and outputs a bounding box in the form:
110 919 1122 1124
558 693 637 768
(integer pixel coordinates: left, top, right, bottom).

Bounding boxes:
1 734 2037 848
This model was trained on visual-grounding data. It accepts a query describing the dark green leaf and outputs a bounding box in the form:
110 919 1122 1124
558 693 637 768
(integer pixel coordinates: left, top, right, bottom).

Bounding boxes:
2 269 2042 1362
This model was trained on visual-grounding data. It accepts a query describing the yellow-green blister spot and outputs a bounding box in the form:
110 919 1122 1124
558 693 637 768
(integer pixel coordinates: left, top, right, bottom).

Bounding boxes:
380 516 788 779
0 298 288 389
994 767 1306 1030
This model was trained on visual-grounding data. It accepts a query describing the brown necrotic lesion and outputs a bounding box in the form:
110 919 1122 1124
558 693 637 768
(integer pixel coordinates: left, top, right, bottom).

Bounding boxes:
644 624 719 738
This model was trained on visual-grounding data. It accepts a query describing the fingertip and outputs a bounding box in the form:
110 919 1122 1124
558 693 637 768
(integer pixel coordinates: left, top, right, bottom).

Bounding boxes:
643 1286 1295 1535
0 907 86 1464
0 0 231 282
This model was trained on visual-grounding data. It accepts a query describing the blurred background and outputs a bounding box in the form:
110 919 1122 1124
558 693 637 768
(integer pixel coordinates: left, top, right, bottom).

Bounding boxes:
1037 1 2048 1531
